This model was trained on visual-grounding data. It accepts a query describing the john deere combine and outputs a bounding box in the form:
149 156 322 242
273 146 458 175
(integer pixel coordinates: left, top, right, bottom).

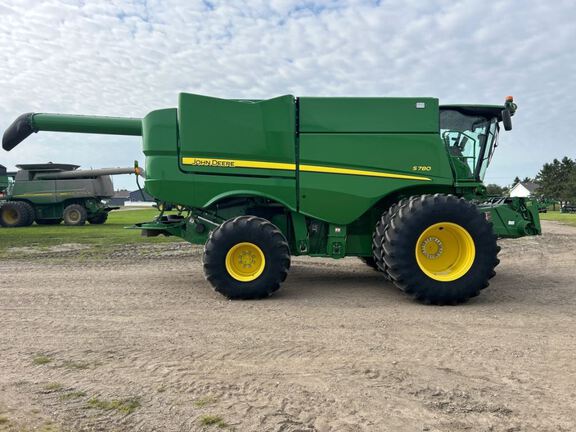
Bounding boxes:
0 162 140 227
2 94 540 304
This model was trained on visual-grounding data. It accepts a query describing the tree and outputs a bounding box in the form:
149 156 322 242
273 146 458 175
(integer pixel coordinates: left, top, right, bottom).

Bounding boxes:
512 176 521 186
566 169 576 203
536 157 576 203
486 184 507 196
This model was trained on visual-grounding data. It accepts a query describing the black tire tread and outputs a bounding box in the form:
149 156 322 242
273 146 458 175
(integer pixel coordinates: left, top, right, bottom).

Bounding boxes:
19 201 35 226
382 194 499 305
372 199 408 280
0 201 34 227
203 216 291 299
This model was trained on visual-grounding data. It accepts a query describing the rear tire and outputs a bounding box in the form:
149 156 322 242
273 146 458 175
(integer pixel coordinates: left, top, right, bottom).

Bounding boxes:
88 213 108 224
63 204 87 226
203 216 291 299
19 202 35 226
372 199 407 280
0 201 33 227
382 194 499 305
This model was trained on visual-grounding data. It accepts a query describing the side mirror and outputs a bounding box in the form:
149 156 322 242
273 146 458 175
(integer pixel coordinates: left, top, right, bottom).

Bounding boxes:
501 109 512 131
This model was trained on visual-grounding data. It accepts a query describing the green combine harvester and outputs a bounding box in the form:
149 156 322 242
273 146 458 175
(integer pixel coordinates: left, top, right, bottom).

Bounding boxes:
0 164 9 198
2 94 540 304
0 162 140 227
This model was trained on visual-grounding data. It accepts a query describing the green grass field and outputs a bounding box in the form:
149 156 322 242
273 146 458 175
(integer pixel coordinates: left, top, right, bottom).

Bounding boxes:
0 209 181 256
539 210 576 227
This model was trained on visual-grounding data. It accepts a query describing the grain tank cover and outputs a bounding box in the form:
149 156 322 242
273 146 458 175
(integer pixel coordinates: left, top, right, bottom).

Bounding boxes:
177 93 296 172
299 97 439 133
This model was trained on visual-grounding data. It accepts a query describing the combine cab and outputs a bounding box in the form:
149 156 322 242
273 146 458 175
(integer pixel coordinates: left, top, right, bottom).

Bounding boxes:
0 164 9 199
0 162 139 227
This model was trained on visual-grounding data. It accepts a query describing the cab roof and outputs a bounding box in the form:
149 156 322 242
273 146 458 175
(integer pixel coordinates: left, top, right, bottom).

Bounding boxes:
440 105 505 121
16 163 80 172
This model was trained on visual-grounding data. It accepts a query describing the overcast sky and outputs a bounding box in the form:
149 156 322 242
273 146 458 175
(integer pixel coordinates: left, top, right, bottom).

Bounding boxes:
1 0 575 190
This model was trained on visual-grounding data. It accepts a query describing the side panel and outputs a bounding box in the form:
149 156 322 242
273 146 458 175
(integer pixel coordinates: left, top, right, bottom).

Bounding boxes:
298 134 454 224
178 93 297 181
142 107 298 210
11 180 57 204
300 97 439 133
142 108 193 205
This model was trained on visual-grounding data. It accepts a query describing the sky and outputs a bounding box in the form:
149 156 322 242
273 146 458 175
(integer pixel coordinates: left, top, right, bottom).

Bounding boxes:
1 0 575 190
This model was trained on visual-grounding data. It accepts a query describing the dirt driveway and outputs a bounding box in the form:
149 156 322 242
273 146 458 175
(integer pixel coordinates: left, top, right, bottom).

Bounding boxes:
0 220 575 432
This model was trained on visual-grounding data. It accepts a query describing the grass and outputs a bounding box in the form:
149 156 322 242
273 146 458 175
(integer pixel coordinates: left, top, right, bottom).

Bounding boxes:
60 360 91 370
43 382 63 391
194 396 218 407
59 391 87 401
32 354 52 365
0 209 181 257
86 397 141 414
199 415 227 428
540 210 576 227
39 424 60 432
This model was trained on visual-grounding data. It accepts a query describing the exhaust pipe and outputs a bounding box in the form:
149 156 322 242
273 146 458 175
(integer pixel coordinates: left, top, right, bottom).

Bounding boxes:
2 113 142 151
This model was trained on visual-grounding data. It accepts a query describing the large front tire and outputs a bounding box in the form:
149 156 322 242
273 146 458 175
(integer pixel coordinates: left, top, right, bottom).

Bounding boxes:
203 216 291 299
63 204 87 226
382 194 499 305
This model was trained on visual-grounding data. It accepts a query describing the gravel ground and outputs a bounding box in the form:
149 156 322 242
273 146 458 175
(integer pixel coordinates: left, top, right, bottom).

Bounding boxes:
0 220 575 432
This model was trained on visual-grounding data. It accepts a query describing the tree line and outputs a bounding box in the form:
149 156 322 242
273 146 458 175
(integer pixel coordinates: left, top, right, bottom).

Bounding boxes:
485 156 576 203
535 157 576 203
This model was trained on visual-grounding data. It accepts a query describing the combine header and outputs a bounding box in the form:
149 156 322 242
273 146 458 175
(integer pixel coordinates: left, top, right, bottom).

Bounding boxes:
2 94 540 304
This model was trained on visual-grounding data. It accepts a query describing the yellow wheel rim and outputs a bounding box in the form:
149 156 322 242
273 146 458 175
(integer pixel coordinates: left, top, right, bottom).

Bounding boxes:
415 222 475 282
3 208 19 225
225 242 266 282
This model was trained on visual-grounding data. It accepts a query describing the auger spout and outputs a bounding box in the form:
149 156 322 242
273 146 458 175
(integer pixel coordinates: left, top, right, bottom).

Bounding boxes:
2 113 142 151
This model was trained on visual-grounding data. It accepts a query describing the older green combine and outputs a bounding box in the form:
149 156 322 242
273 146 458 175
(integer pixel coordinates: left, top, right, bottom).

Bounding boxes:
0 162 140 227
2 94 540 304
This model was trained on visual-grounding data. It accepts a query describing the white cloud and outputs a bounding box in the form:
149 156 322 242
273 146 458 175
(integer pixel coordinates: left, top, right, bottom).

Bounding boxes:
0 0 575 189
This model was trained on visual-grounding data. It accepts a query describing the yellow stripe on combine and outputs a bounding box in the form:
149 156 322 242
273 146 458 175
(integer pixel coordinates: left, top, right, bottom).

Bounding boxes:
181 157 430 182
182 157 295 171
299 164 430 181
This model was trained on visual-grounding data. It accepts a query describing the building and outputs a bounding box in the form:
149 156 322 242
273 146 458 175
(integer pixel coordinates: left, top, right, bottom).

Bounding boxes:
129 189 154 202
110 189 155 206
110 190 130 206
509 181 539 198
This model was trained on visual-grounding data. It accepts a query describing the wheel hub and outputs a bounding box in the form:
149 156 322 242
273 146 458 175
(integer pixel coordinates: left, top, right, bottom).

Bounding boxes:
225 242 266 282
420 237 443 259
3 208 19 224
